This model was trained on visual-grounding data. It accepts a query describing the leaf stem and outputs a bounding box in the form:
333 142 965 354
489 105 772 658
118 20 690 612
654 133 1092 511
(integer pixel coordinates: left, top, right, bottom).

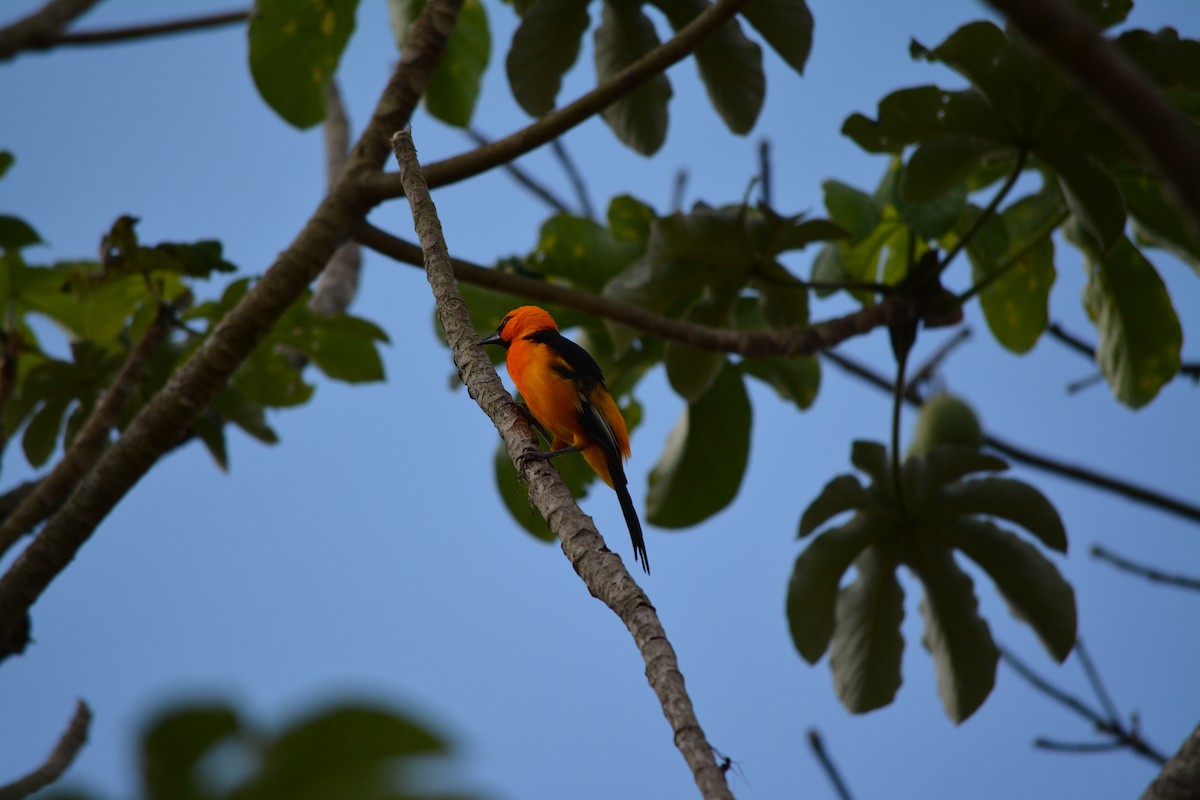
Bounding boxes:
955 207 1068 306
890 336 909 515
940 148 1029 276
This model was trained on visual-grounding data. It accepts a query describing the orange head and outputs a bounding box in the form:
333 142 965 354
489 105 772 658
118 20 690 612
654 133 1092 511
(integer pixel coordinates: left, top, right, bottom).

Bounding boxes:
479 306 558 348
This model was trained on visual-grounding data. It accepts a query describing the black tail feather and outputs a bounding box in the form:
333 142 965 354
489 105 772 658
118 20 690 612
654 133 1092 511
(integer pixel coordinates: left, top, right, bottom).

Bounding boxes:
613 469 649 574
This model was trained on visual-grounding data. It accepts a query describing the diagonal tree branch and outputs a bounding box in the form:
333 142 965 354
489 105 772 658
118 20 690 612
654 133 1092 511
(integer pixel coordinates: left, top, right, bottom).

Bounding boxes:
49 9 246 47
0 301 179 561
1091 545 1200 592
0 699 91 800
0 0 101 60
464 128 573 215
0 0 467 662
1142 723 1200 800
391 126 733 800
362 0 754 200
984 0 1200 241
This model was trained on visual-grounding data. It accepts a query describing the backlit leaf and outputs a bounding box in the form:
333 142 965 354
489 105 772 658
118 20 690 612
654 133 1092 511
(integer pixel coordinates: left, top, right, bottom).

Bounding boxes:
595 2 672 155
829 543 905 713
740 0 812 75
505 0 590 115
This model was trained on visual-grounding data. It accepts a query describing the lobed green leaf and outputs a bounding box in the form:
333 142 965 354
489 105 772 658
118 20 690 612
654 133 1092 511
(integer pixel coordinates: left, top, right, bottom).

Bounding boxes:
828 543 905 713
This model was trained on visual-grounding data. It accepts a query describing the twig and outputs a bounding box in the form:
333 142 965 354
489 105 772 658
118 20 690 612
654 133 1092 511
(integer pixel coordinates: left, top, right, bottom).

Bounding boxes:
51 9 247 48
0 0 466 662
672 168 688 212
1091 545 1200 592
907 328 971 392
807 729 854 800
820 349 1200 526
939 148 1028 275
758 139 772 206
0 301 178 560
1076 639 1121 726
390 126 734 800
362 0 755 199
1000 644 1168 766
356 223 906 357
1034 738 1126 754
0 699 91 800
465 129 573 215
0 0 100 60
1141 723 1200 800
550 139 595 220
984 0 1200 243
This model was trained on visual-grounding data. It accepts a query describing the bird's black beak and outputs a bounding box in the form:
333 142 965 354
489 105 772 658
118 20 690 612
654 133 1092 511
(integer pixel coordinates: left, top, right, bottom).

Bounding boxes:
479 330 503 347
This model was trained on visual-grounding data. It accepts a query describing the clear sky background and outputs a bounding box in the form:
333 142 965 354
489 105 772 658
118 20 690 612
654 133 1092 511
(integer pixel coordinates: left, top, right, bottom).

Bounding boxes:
2 1 1198 798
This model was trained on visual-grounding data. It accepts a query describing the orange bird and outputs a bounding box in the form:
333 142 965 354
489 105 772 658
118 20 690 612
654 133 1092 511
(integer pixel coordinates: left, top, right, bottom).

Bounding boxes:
480 306 649 573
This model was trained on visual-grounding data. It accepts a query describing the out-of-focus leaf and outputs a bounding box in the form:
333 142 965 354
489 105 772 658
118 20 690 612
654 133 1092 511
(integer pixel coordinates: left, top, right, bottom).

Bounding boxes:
740 0 812 75
646 362 750 527
652 0 764 134
741 355 820 410
935 476 1066 552
505 0 590 116
0 215 42 252
494 437 598 542
842 85 1009 154
1077 0 1132 28
248 0 360 129
142 704 241 800
424 0 491 126
1040 151 1126 253
823 180 882 242
1076 233 1182 408
903 445 1008 507
535 215 642 291
1117 27 1200 122
798 474 872 537
910 541 997 723
849 440 890 489
595 2 672 155
22 394 71 468
787 515 880 663
664 287 737 401
949 517 1076 662
904 137 1010 203
829 543 905 713
608 194 657 244
0 151 13 179
1119 169 1200 274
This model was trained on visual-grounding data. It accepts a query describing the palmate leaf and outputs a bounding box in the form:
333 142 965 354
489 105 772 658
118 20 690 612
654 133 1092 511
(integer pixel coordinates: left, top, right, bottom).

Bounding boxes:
595 1 672 155
947 517 1076 661
798 474 872 537
828 543 905 713
909 541 998 724
787 514 881 663
505 0 591 116
934 476 1066 552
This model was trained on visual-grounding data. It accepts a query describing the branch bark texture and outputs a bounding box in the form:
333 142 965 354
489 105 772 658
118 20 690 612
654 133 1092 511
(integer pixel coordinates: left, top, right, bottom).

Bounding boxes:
0 0 465 660
0 699 91 800
0 0 100 60
391 127 734 800
1142 723 1200 800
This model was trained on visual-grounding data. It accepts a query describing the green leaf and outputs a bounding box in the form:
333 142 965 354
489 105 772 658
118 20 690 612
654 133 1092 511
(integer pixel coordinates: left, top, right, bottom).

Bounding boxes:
741 355 820 410
608 194 657 244
505 0 590 115
595 1 672 155
903 137 1010 203
664 288 736 401
1118 28 1200 123
1119 169 1200 274
1040 151 1126 253
1076 0 1131 28
192 414 230 471
850 440 890 489
842 86 1009 154
903 446 1008 508
0 151 13 179
23 395 70 468
909 541 998 723
787 515 881 663
935 476 1067 552
972 237 1055 354
948 517 1076 662
829 543 905 713
235 347 314 409
823 180 882 242
494 439 597 542
652 0 764 134
142 704 241 800
0 215 42 252
892 168 967 240
248 0 359 129
1080 235 1183 407
798 474 871 537
424 0 491 126
646 362 750 527
753 260 809 328
739 0 812 75
535 215 641 291
308 319 387 383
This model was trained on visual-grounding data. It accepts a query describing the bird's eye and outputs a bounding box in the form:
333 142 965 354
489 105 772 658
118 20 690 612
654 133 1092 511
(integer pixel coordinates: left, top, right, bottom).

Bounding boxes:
498 315 511 332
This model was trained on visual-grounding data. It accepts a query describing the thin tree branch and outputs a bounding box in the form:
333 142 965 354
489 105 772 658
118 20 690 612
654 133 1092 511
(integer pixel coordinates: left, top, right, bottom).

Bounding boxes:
0 301 178 560
1000 644 1168 766
1091 545 1200 592
363 0 754 200
310 80 362 319
807 729 854 800
672 168 689 212
390 126 733 800
1075 638 1121 726
1142 723 1200 800
0 699 91 800
464 128 573 215
908 328 972 398
0 0 466 662
356 223 906 357
984 0 1200 242
0 0 100 60
1034 738 1127 754
50 9 246 48
550 139 595 220
820 349 1200 526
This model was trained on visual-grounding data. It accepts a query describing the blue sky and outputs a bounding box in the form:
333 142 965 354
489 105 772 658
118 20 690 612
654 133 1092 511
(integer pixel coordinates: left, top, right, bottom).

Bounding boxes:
2 1 1198 798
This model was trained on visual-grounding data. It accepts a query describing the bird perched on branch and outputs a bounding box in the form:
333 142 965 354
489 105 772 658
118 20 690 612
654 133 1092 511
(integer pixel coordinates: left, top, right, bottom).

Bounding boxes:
480 306 649 574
